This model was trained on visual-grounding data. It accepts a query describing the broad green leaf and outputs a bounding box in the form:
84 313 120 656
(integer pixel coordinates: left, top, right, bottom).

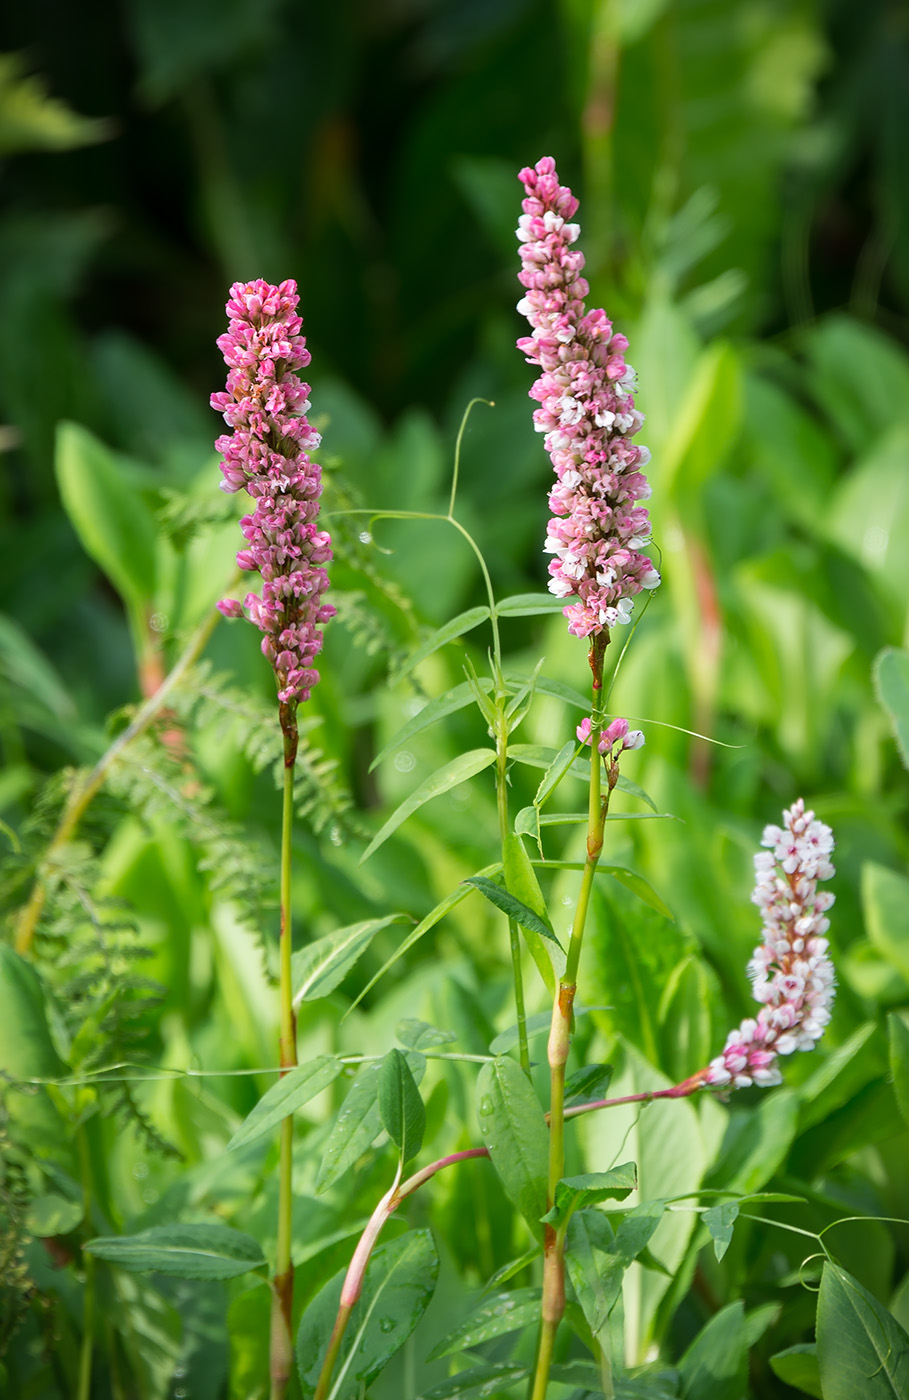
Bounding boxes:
378 1048 425 1164
702 1202 739 1262
227 1057 342 1150
345 863 502 1014
55 422 157 614
427 1286 541 1360
611 1201 667 1266
889 1014 909 1127
678 1300 747 1400
396 1019 456 1051
316 1053 426 1193
863 863 909 982
463 875 562 949
659 957 712 1084
476 1057 549 1238
0 946 66 1079
494 592 567 617
769 1344 823 1399
875 648 909 768
25 1193 83 1237
420 1362 530 1397
360 748 496 863
394 606 490 679
565 1063 614 1104
566 1210 622 1339
817 1262 909 1400
369 679 494 772
296 1230 439 1399
706 1090 799 1195
544 1164 637 1224
84 1224 265 1280
291 915 408 1007
503 831 561 992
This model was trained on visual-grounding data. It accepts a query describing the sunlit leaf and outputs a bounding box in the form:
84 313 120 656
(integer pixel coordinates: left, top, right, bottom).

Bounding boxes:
227 1057 341 1150
85 1225 266 1280
360 749 496 862
291 915 408 1007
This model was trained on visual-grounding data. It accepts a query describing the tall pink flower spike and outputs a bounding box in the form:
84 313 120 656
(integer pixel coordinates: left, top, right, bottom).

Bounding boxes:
212 279 334 707
705 799 836 1089
516 156 660 640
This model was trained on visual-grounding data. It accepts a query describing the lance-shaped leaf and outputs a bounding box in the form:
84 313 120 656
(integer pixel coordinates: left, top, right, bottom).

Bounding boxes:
503 831 562 991
370 678 494 772
296 1230 439 1399
291 915 408 1008
565 1211 622 1339
528 674 589 710
494 592 567 617
228 1057 342 1151
542 1164 637 1225
533 741 578 808
361 748 497 863
317 1053 426 1193
393 606 490 680
396 1018 457 1051
476 1057 548 1238
378 1048 425 1164
530 861 674 922
420 1362 531 1398
874 646 909 768
564 1063 614 1104
463 875 562 949
427 1286 542 1360
817 1261 909 1400
84 1224 265 1280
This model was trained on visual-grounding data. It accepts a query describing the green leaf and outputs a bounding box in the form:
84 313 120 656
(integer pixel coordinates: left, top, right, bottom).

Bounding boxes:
378 1048 425 1164
533 740 578 808
476 1057 549 1238
614 773 659 812
84 1224 265 1280
316 1053 426 1193
296 1230 439 1399
463 875 562 949
544 1164 637 1223
706 1090 799 1195
494 592 567 617
565 1211 622 1339
529 675 590 711
25 1193 84 1237
0 53 111 155
0 613 77 728
0 946 66 1080
488 1010 553 1056
503 831 562 992
679 1300 748 1400
702 1202 739 1262
370 679 494 772
565 1063 614 1104
875 648 909 768
394 606 490 679
360 748 497 862
55 422 157 615
817 1261 909 1400
291 915 408 1007
419 1362 531 1397
769 1344 823 1399
396 1019 456 1051
481 1246 541 1293
227 1057 342 1151
606 867 675 922
889 1014 909 1127
611 1201 667 1266
427 1286 541 1360
863 863 909 982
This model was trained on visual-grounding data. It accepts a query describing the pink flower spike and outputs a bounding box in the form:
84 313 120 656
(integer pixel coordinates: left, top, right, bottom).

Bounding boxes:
704 799 836 1092
516 157 660 640
212 279 334 707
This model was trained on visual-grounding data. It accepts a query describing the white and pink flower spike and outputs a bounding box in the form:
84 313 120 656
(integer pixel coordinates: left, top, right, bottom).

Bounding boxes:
516 157 660 639
705 799 836 1090
576 715 645 757
211 279 334 707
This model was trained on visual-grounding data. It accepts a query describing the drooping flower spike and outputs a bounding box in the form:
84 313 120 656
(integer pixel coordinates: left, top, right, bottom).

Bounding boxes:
705 799 836 1090
212 278 334 707
516 157 660 639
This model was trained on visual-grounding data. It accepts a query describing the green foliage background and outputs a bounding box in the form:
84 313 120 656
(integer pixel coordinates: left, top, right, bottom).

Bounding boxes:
1 1 909 1398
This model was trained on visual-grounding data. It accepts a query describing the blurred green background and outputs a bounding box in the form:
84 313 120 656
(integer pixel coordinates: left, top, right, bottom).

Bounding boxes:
2 2 909 1398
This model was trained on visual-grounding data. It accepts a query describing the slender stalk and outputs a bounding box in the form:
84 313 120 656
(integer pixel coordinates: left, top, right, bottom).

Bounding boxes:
270 727 299 1400
532 638 609 1400
495 702 530 1074
15 594 228 956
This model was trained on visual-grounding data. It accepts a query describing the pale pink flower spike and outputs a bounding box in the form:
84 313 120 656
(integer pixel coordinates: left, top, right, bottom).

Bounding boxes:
705 799 836 1090
516 157 660 638
212 279 334 706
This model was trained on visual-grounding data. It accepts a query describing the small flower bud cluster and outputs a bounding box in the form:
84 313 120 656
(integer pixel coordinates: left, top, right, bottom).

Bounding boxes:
576 715 644 757
212 279 334 706
516 157 660 639
705 800 836 1090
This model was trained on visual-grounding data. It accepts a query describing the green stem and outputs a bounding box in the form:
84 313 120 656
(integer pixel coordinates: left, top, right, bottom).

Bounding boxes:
15 591 228 956
271 735 299 1400
76 1125 94 1400
532 641 609 1400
